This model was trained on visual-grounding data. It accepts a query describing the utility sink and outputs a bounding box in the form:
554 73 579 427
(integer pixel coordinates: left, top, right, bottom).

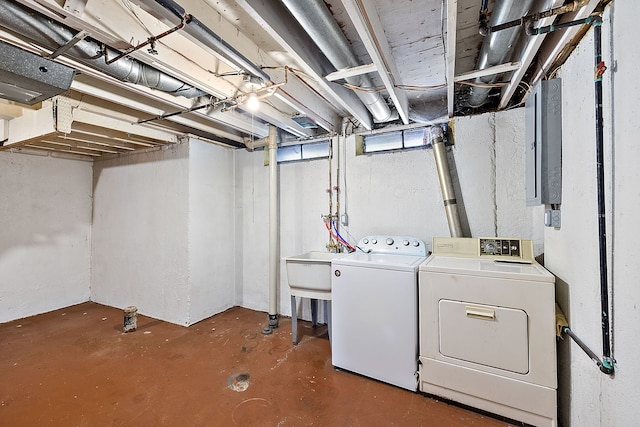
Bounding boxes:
284 251 343 299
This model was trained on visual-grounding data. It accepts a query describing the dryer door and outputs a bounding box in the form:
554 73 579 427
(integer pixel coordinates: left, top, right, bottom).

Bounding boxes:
438 300 529 374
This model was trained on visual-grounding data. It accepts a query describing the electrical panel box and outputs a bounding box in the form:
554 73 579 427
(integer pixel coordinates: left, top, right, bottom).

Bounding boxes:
525 78 562 206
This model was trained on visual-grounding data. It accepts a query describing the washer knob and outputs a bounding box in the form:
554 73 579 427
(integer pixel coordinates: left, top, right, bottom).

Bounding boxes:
371 239 377 244
362 238 369 244
412 241 420 247
403 240 409 246
386 238 394 245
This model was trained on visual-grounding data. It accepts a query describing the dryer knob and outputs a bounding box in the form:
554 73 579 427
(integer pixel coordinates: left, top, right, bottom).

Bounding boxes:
412 241 420 247
403 240 410 246
362 238 369 244
371 239 377 244
386 238 394 245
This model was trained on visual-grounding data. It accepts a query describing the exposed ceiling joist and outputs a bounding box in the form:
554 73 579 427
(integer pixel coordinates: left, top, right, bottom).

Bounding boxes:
341 0 409 124
0 98 182 159
325 63 377 82
455 61 522 82
235 0 374 130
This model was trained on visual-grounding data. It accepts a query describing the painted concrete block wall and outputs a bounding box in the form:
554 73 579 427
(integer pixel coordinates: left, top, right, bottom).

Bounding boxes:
188 139 235 324
0 151 92 323
235 111 542 319
91 145 191 325
342 135 449 252
545 4 639 426
494 109 545 254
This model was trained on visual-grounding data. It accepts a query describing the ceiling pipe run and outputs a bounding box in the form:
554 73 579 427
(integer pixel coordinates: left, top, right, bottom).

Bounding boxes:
468 0 537 108
146 0 270 82
280 0 393 123
0 0 205 99
430 125 463 238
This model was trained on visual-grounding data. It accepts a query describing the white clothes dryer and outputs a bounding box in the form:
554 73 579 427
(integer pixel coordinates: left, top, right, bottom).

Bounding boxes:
418 237 557 427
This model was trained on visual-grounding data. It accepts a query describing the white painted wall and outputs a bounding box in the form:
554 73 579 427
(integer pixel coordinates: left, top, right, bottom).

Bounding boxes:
0 151 92 323
91 144 191 325
545 4 639 426
234 110 542 319
91 140 236 326
188 139 235 323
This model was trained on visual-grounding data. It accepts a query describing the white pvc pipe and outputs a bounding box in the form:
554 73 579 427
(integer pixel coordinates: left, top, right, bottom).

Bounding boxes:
268 125 279 321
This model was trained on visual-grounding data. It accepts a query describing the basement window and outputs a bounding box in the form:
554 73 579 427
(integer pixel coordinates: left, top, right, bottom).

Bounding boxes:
277 140 330 163
358 127 430 154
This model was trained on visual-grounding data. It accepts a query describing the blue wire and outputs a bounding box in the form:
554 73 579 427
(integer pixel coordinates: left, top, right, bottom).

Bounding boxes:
332 221 354 250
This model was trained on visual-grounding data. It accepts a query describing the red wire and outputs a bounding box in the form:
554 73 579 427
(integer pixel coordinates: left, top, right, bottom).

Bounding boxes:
323 220 355 251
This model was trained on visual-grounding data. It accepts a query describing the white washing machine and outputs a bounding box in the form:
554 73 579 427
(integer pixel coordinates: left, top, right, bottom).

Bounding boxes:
418 237 557 427
331 235 427 391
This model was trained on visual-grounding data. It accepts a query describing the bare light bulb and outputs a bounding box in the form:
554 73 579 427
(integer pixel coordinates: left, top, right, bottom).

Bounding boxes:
246 93 259 111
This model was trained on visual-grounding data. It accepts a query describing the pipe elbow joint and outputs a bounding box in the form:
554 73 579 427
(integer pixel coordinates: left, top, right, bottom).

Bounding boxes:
600 358 615 375
478 10 489 36
599 364 614 375
525 23 536 36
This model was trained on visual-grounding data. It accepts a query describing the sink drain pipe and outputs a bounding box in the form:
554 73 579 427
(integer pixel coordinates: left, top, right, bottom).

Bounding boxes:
529 14 614 374
430 125 463 238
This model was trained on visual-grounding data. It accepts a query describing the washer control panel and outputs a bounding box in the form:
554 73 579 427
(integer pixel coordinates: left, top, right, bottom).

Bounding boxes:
358 235 427 256
479 238 521 257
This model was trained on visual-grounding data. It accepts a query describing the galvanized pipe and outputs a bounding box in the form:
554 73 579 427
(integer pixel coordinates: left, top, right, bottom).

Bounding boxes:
0 0 205 98
431 126 463 238
281 0 392 123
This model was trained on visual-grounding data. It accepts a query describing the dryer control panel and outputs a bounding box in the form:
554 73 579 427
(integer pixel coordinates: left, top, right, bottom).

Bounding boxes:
479 238 521 257
431 237 535 261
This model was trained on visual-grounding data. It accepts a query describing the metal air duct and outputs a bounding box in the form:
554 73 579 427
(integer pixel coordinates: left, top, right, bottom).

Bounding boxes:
281 0 393 123
0 0 205 99
467 0 537 108
0 40 75 105
431 126 463 238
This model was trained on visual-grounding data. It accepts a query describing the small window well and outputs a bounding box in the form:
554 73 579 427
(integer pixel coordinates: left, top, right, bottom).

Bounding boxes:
358 127 432 155
275 140 329 163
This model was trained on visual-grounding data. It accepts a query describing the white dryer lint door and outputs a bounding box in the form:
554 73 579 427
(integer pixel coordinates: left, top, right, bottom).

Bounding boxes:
438 300 529 374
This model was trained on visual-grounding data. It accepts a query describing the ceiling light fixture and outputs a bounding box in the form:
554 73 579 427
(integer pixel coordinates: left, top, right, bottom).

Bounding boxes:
245 92 260 111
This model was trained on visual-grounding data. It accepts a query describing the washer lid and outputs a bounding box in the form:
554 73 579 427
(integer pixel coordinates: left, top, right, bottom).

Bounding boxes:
420 255 555 282
332 252 426 272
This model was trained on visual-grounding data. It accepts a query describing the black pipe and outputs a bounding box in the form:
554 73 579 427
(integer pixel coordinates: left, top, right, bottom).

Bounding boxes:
592 18 614 372
526 16 597 36
562 327 613 374
527 15 614 374
482 0 588 36
153 0 270 82
478 0 489 36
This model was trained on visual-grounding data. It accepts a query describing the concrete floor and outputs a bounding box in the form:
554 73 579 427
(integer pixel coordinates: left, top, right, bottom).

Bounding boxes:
0 302 516 426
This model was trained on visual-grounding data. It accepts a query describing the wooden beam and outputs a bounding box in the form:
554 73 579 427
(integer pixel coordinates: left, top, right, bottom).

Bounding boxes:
341 0 410 124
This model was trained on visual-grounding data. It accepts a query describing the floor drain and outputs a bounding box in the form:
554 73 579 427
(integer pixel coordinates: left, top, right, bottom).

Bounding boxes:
228 373 250 392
